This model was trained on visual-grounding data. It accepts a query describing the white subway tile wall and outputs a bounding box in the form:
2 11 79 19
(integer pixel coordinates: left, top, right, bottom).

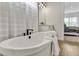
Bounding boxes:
0 2 38 42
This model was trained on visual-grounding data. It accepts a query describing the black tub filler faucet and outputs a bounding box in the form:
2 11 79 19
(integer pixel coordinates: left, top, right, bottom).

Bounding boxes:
27 29 33 39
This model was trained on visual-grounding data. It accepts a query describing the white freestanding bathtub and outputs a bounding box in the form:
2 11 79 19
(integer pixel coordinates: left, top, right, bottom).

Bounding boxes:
0 31 60 56
0 35 52 56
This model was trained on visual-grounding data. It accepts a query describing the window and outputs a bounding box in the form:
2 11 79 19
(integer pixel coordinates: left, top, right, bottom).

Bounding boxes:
64 17 78 27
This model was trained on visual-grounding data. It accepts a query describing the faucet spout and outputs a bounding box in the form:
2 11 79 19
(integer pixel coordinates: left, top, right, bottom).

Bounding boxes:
27 29 33 35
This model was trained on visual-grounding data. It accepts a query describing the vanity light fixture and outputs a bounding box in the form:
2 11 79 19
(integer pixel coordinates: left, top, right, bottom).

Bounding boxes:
38 2 47 8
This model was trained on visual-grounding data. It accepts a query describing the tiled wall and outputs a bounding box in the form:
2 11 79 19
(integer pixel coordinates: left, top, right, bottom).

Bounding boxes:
25 2 38 32
8 2 27 38
0 3 9 42
0 2 38 42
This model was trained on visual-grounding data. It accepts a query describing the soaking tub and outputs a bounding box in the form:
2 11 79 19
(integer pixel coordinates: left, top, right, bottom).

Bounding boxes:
0 35 52 56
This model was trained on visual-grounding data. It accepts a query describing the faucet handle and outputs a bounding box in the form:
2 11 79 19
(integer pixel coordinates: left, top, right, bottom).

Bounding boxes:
29 32 32 35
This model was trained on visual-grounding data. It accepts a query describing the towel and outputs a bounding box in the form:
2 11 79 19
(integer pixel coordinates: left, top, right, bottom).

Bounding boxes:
43 31 60 56
32 31 60 56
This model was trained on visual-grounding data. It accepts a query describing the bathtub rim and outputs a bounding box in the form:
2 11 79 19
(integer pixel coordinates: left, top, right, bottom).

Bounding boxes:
0 39 52 50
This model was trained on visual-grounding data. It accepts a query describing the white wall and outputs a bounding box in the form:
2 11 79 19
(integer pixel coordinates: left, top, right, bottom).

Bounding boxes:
39 2 64 40
9 2 38 38
0 3 9 42
0 2 38 42
25 2 38 32
8 2 27 38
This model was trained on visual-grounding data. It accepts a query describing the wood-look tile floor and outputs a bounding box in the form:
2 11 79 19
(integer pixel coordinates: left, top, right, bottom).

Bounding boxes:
59 40 79 56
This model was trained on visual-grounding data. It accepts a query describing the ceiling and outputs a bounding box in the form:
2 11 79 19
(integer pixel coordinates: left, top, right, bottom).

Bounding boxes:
64 2 79 14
